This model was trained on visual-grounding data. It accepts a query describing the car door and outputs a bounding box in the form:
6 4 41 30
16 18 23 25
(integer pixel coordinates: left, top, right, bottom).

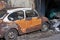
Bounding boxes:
25 10 32 33
31 10 42 31
8 10 27 33
25 10 42 33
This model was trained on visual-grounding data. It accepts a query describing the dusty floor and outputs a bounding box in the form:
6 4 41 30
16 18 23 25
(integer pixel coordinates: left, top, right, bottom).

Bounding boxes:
0 30 60 40
17 30 60 40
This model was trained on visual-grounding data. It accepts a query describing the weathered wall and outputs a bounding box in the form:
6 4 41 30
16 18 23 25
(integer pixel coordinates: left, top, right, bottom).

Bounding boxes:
35 0 41 13
7 0 35 8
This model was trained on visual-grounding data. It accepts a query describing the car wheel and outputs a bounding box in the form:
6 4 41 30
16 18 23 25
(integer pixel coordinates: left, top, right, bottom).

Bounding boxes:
4 29 18 40
41 22 49 32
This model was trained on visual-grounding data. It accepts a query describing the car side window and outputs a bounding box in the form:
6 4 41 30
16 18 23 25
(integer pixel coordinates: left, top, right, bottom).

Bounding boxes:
8 10 24 21
25 10 38 18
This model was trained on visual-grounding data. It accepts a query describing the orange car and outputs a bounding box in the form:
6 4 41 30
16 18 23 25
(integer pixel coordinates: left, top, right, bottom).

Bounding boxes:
0 8 49 40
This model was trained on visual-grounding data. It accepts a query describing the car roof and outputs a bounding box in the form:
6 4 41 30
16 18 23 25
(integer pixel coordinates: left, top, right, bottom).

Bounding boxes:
7 8 32 14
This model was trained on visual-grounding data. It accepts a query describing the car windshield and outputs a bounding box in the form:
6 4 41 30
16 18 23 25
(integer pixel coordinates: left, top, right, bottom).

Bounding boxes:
0 10 6 18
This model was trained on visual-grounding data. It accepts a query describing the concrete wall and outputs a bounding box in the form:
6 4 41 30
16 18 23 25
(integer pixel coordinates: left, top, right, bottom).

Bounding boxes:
7 0 35 8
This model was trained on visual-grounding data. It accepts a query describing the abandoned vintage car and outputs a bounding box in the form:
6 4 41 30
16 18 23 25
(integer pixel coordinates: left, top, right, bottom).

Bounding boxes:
0 8 49 40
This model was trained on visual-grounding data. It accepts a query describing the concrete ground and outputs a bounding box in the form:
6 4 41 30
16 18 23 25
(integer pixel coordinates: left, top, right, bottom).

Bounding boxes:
0 30 60 40
17 30 60 40
40 34 60 40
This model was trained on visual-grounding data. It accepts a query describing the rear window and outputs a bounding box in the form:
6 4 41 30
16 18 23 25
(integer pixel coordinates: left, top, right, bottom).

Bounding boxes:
25 10 38 18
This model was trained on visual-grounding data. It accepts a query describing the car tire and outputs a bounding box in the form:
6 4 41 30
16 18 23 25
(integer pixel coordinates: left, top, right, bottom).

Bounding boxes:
41 22 49 32
4 29 18 40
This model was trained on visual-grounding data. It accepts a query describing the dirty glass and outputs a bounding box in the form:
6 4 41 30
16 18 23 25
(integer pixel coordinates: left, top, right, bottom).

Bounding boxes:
25 10 38 18
8 10 24 21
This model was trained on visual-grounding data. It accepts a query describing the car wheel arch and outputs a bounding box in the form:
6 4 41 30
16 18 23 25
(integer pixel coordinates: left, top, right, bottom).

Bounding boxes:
4 28 18 40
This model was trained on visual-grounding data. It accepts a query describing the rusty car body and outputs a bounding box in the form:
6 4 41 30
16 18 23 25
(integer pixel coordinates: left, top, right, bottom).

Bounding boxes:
0 8 49 40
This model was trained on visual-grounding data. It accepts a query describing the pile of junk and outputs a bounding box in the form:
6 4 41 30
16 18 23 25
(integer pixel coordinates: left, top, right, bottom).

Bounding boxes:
45 0 60 32
47 9 60 32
